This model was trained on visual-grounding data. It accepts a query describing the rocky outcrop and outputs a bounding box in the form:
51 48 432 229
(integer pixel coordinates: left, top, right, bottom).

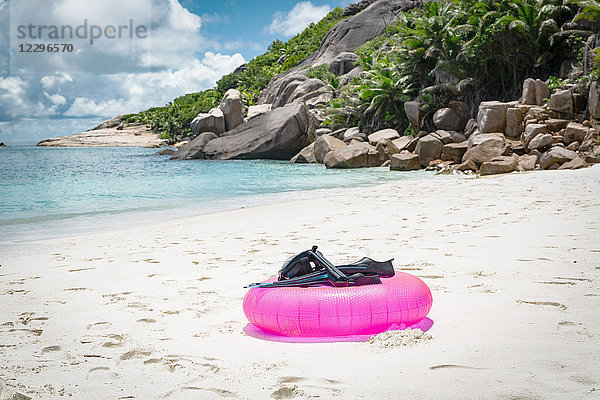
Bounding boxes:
247 104 272 120
520 78 549 106
505 107 524 138
463 133 509 165
156 148 177 156
442 142 468 163
477 101 512 134
368 128 400 143
405 101 424 133
290 142 317 163
433 107 466 131
324 142 380 168
178 103 314 160
563 122 588 145
518 154 537 171
307 0 418 66
219 89 244 131
258 0 422 106
550 89 573 115
540 146 578 169
314 135 347 163
479 155 518 176
523 124 547 150
191 108 226 135
558 157 587 170
390 153 420 170
92 115 124 130
329 52 360 76
415 134 443 167
343 127 368 142
171 132 219 160
37 124 165 147
527 133 553 151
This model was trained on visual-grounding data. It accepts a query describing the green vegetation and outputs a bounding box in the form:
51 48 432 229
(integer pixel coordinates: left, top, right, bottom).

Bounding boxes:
216 8 345 105
122 1 599 139
124 8 345 139
122 90 222 138
324 0 600 133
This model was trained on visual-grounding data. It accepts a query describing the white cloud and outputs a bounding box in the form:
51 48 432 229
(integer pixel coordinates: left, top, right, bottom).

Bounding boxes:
267 1 331 37
1 1 247 123
44 92 67 105
41 73 73 89
61 52 244 117
168 0 201 32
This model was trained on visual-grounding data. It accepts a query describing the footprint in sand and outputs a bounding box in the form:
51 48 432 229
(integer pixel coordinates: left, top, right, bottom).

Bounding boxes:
120 349 152 361
278 377 305 384
468 284 496 293
558 321 593 338
42 345 61 353
101 334 125 348
87 322 112 331
180 387 236 398
271 385 304 399
87 367 118 382
137 318 156 324
516 300 567 311
429 364 484 370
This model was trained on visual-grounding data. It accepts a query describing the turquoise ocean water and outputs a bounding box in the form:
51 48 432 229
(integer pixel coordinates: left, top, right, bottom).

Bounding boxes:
0 146 429 244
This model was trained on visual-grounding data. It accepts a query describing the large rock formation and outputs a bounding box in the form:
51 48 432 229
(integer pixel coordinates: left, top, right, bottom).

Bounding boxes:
563 122 588 145
479 155 518 176
477 101 512 134
290 143 317 163
324 141 380 168
390 153 420 170
218 89 244 131
550 89 573 114
368 128 400 143
463 134 510 165
314 135 347 163
258 0 422 106
415 134 443 167
433 107 464 131
190 108 226 135
37 120 165 148
171 132 219 160
404 101 424 133
247 104 272 120
190 102 315 160
520 78 549 106
540 146 578 169
329 52 360 76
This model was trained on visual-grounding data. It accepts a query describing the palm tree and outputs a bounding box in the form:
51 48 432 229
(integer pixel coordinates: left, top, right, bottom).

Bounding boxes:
355 55 415 131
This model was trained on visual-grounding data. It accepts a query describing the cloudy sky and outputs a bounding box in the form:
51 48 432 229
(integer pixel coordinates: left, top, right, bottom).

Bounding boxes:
0 0 349 144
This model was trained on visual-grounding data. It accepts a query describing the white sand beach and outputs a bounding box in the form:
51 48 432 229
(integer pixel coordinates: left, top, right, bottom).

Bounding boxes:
1 166 599 399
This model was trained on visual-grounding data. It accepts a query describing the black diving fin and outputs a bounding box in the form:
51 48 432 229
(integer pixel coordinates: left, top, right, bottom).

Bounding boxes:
246 246 395 288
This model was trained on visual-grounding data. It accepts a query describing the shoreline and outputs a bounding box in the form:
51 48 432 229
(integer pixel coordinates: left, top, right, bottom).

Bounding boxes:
0 168 439 256
0 165 599 399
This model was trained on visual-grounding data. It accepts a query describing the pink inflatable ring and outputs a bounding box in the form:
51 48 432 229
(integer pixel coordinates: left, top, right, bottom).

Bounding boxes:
243 272 433 337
